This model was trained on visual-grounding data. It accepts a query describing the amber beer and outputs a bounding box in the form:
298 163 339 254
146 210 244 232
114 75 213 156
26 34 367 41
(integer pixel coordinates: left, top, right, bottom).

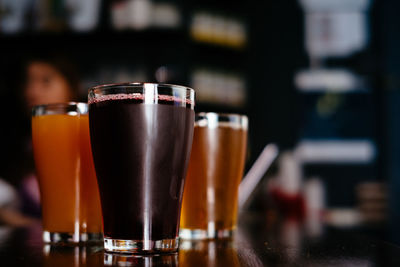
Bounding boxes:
32 103 102 243
180 113 248 239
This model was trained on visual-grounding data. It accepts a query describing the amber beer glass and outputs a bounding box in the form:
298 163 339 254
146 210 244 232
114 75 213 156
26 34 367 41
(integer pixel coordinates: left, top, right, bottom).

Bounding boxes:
32 103 102 243
180 113 248 239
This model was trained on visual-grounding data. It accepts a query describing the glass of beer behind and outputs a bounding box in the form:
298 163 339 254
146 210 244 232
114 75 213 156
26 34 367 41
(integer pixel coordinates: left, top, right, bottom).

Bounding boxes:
180 112 248 239
32 103 103 243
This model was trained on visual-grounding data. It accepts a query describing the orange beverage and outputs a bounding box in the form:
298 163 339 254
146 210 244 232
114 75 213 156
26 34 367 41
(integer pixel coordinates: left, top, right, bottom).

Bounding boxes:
32 103 102 243
180 113 248 239
79 115 102 239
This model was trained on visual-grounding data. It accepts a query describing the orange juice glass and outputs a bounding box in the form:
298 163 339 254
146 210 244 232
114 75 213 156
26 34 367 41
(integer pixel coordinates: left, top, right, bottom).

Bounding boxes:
32 103 102 243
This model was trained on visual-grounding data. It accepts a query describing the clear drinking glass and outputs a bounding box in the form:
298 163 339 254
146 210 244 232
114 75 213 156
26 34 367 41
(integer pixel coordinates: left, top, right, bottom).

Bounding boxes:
88 83 195 254
180 112 248 240
32 103 103 244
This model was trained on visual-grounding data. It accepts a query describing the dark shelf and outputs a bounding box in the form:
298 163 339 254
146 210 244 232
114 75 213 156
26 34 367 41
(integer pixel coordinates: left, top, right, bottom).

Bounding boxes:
0 29 246 68
0 28 187 48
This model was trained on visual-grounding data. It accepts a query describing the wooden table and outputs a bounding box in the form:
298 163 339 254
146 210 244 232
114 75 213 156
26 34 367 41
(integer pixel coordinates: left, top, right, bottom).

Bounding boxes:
0 215 399 266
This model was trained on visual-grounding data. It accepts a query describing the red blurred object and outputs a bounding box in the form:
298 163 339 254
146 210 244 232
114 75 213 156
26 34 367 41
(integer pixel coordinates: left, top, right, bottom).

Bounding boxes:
270 188 306 220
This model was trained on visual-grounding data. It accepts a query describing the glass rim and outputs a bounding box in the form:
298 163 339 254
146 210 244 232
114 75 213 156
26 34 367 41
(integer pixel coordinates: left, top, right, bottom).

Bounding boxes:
32 102 88 117
32 102 87 110
196 112 248 129
89 82 195 95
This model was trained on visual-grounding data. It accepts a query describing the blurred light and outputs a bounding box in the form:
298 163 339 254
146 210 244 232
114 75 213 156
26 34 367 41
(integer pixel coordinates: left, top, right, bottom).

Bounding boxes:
304 178 325 238
0 0 30 33
111 0 152 30
295 140 376 164
324 208 362 227
155 66 169 83
316 93 343 117
299 0 372 58
0 179 19 209
357 182 387 224
300 0 370 12
191 69 246 107
66 0 101 32
190 12 247 49
151 3 181 28
295 69 363 92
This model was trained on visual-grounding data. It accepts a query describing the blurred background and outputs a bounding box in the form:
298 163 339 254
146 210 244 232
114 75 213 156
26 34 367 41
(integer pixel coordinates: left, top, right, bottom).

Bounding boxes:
1 0 400 248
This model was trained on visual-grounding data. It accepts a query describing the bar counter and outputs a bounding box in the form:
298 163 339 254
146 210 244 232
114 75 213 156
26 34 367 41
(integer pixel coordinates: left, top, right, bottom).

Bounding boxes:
0 213 399 266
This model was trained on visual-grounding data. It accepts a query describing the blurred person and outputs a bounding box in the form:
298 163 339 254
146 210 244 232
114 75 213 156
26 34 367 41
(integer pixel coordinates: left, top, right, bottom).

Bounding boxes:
24 56 80 110
0 54 81 226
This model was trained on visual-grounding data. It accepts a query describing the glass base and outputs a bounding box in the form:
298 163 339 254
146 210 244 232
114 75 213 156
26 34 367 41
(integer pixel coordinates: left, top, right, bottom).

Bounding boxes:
179 228 234 240
43 231 80 244
104 252 178 266
104 237 179 254
80 232 104 243
43 231 104 244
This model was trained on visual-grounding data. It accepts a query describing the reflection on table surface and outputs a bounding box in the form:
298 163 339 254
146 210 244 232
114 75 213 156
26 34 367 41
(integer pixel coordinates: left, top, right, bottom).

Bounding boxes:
179 239 263 267
179 240 240 267
40 237 261 267
43 245 179 267
1 216 400 266
43 245 103 267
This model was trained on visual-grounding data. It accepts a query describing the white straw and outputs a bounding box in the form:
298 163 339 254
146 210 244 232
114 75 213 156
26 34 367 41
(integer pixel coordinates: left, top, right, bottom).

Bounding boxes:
239 144 279 210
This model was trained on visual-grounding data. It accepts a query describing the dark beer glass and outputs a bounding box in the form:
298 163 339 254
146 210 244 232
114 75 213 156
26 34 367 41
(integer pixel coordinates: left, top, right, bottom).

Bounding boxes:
88 83 195 254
